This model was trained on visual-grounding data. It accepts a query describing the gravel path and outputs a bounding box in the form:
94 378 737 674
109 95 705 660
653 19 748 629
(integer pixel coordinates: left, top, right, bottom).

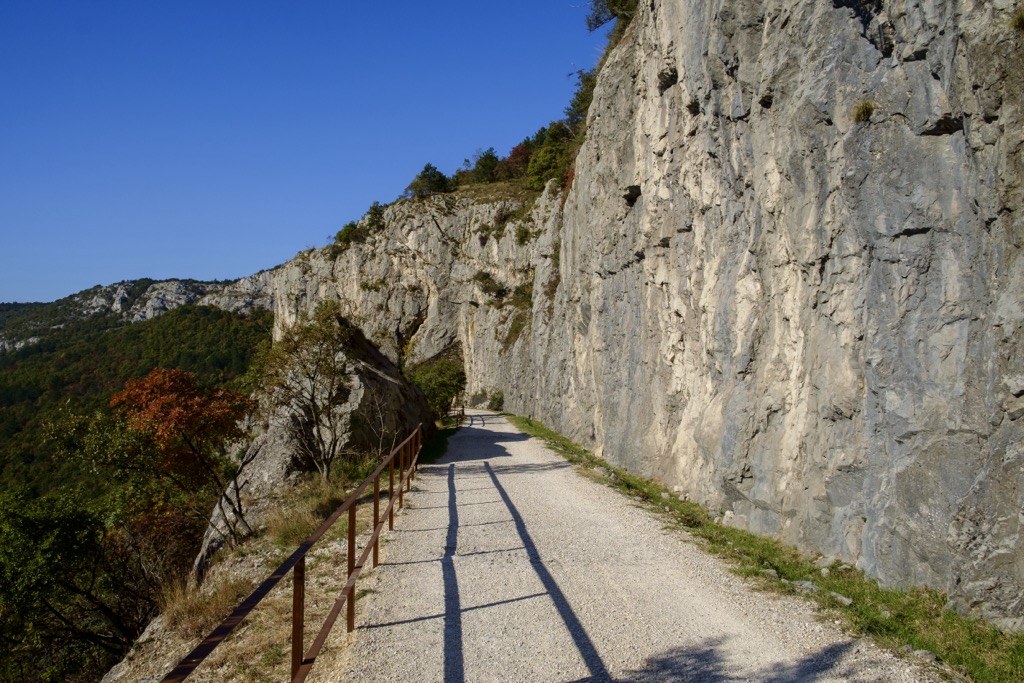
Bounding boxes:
324 411 943 682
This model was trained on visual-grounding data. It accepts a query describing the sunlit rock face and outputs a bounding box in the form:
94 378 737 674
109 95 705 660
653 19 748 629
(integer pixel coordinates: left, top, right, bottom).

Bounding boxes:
270 0 1024 629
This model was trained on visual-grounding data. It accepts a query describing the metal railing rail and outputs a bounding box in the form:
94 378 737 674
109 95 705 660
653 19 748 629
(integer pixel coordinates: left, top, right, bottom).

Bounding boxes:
161 423 425 683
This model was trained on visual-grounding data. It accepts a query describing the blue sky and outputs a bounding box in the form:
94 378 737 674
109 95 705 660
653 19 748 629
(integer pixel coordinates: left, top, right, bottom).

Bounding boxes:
0 1 608 303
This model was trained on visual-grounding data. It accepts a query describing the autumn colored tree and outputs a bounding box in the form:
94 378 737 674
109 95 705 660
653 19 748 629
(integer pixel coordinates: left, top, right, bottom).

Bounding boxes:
110 368 255 542
495 143 531 180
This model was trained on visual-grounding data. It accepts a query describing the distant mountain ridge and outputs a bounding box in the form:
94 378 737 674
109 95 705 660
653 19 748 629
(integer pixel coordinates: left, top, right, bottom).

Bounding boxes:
0 271 275 352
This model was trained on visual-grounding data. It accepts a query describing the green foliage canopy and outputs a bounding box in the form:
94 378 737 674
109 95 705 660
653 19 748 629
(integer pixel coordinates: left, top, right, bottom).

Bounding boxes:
408 358 466 418
403 163 453 199
0 305 272 497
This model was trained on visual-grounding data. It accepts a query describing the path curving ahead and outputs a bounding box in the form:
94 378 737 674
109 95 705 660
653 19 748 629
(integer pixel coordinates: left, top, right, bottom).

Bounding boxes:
321 411 940 682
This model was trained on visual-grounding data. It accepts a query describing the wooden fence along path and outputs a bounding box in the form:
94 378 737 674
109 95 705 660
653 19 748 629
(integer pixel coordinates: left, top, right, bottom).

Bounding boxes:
161 423 427 683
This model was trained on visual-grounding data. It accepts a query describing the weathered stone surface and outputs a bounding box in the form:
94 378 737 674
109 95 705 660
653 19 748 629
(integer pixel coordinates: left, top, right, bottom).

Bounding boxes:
267 1 1024 628
76 274 276 322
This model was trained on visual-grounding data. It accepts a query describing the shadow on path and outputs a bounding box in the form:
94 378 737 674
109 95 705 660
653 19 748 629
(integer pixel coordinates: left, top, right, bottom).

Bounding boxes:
442 464 463 682
617 639 855 682
361 414 863 683
483 461 611 681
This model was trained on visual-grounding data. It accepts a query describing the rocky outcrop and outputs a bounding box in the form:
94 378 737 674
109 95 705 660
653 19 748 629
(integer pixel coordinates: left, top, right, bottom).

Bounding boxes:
1 273 275 351
268 1 1024 629
84 272 275 322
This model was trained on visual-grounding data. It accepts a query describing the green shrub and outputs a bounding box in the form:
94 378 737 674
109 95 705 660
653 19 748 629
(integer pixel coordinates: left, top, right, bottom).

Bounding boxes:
851 99 878 123
526 122 575 191
408 357 466 417
487 389 504 411
515 223 534 245
511 282 533 310
1013 7 1024 32
454 148 501 186
331 201 387 255
565 69 597 133
472 271 508 302
544 240 562 309
586 0 638 31
365 201 386 230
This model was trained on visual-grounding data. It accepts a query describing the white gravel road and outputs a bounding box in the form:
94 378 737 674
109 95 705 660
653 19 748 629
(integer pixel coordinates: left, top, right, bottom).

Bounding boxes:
322 411 943 682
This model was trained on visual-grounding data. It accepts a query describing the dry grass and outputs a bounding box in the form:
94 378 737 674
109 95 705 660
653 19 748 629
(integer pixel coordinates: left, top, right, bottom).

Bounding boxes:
106 431 458 682
851 99 878 123
266 505 319 549
161 573 256 640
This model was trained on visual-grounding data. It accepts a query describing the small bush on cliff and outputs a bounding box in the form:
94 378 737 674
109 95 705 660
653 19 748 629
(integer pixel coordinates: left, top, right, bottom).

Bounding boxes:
501 311 530 352
1013 7 1024 33
472 271 508 302
586 0 638 31
587 0 638 48
331 201 387 256
257 301 356 480
851 99 878 123
454 148 501 186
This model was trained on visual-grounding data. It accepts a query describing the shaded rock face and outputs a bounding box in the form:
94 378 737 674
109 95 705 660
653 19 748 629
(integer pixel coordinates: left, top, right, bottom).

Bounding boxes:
270 1 1024 628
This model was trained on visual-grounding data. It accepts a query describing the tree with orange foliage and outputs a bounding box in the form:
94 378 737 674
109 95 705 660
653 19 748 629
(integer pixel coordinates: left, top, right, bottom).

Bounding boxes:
111 368 255 543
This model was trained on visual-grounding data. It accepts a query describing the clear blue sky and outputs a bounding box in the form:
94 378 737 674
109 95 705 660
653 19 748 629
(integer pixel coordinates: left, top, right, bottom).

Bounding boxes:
0 1 609 303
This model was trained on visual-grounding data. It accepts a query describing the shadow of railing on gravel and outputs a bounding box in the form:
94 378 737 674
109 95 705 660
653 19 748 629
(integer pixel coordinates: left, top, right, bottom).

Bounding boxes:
616 638 855 682
442 463 464 682
484 460 612 681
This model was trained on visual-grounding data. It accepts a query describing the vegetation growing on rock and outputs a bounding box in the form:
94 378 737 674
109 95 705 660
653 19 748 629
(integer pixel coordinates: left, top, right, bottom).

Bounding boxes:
407 347 467 419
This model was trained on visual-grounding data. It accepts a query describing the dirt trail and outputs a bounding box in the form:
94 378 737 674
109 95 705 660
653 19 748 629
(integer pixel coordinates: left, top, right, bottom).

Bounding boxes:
315 410 941 682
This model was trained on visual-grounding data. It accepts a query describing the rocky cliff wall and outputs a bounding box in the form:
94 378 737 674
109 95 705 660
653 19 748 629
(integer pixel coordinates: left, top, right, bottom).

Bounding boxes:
269 0 1024 629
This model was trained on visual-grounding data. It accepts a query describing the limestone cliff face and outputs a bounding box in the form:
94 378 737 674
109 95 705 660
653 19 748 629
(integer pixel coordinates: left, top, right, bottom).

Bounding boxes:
270 1 1024 628
81 273 275 321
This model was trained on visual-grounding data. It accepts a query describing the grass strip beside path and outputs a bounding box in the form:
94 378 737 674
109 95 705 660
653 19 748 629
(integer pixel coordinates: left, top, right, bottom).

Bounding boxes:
507 414 1024 683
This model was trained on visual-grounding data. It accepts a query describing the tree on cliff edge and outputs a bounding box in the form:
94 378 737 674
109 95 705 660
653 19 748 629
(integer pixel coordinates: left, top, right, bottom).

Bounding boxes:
403 163 453 199
258 301 356 480
586 0 637 31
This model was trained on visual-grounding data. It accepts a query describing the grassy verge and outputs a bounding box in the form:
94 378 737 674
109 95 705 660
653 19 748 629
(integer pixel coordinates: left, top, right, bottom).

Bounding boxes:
507 415 1024 683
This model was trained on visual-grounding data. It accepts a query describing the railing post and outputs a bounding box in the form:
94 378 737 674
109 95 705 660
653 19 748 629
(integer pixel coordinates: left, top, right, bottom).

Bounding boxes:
389 454 395 530
406 438 413 492
373 473 380 567
398 442 404 510
347 505 356 632
292 557 305 678
414 424 421 473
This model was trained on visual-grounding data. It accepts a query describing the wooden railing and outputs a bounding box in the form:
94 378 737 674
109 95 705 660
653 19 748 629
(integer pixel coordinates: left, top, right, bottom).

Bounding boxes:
161 423 425 682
